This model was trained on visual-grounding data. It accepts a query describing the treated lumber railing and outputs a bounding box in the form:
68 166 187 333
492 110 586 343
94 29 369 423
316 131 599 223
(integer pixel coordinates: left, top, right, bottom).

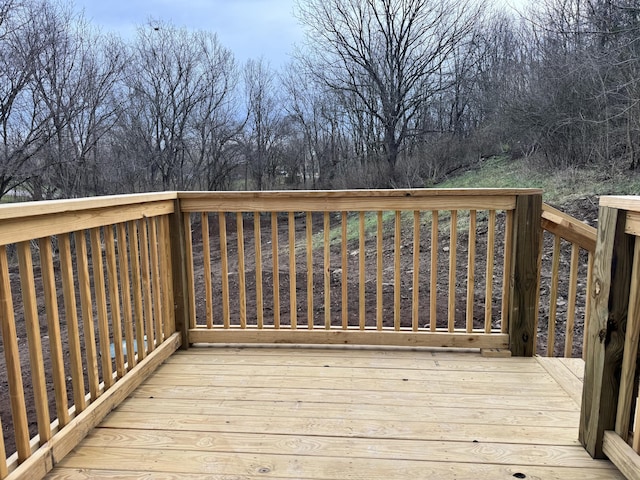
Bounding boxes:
0 193 182 480
579 196 640 479
179 189 542 354
538 204 596 358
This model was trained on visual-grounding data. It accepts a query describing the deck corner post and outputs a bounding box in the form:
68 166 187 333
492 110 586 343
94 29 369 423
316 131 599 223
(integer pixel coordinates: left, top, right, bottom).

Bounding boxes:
169 197 190 349
580 205 634 458
508 192 542 357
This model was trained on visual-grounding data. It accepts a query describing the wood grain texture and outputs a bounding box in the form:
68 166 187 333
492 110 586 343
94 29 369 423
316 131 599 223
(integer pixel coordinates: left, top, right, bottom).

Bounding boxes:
603 430 640 480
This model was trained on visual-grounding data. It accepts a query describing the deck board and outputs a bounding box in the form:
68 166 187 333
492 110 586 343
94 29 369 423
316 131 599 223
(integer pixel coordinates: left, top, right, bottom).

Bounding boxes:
45 347 623 479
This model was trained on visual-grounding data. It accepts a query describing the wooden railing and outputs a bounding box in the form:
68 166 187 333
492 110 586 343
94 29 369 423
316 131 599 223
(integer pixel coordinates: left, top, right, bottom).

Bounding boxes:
580 195 640 478
0 193 182 480
178 189 542 354
0 187 604 480
538 204 596 358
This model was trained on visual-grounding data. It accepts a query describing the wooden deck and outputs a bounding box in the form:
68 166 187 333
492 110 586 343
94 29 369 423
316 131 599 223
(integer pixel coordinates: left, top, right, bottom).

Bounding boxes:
45 347 623 479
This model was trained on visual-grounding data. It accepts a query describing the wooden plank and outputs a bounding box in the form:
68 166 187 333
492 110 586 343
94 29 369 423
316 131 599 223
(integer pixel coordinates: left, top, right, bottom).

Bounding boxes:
359 211 366 330
74 429 603 468
255 213 264 329
565 243 580 357
5 334 181 480
90 228 114 388
466 210 476 333
537 356 583 406
412 211 420 331
168 200 189 348
560 358 586 381
548 235 562 356
104 226 125 378
584 252 594 360
183 214 196 330
116 223 136 369
288 212 297 329
179 191 520 214
448 210 458 332
615 235 640 440
218 213 230 329
128 222 146 360
307 212 314 329
271 212 280 328
377 211 383 330
188 328 509 349
58 234 86 412
0 245 30 461
0 417 5 479
201 212 213 328
430 212 438 331
38 237 70 427
148 218 164 343
324 212 330 329
138 220 155 352
0 200 175 246
485 210 496 334
634 400 640 453
17 241 51 443
542 203 597 252
501 209 514 333
394 210 401 331
158 216 174 340
603 430 640 480
509 194 542 356
236 212 247 329
341 211 348 329
580 206 634 458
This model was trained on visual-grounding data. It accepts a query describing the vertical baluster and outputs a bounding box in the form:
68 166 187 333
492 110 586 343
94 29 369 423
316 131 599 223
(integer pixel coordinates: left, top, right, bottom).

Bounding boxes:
0 417 6 478
202 212 213 328
289 212 297 328
448 210 458 332
359 211 366 330
17 241 51 442
341 211 348 329
548 236 561 357
158 216 174 339
583 252 594 360
237 212 247 328
76 231 100 399
255 213 264 329
484 210 496 334
139 220 155 352
184 214 196 329
394 210 401 331
116 223 136 370
501 210 514 333
466 211 477 333
377 211 383 330
38 237 69 427
104 226 125 378
148 219 163 342
271 212 280 328
219 213 230 329
0 245 29 461
128 221 147 360
90 228 114 388
324 212 331 329
412 211 421 331
430 212 438 332
59 233 86 412
307 212 314 329
564 244 580 357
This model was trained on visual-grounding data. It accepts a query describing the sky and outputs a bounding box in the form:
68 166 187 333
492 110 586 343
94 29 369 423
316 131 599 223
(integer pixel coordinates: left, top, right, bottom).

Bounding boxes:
72 0 304 67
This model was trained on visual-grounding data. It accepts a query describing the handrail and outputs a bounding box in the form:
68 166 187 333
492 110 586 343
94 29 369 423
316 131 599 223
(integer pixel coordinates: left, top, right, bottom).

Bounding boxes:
538 203 596 358
580 195 640 476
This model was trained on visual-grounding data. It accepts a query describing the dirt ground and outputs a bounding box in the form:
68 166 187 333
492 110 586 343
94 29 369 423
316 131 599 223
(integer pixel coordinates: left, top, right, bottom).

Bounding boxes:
0 199 597 458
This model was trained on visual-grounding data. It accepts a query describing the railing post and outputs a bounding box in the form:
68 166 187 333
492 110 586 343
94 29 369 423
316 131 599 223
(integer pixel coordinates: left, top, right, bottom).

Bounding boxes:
580 205 634 458
508 192 542 356
169 197 190 349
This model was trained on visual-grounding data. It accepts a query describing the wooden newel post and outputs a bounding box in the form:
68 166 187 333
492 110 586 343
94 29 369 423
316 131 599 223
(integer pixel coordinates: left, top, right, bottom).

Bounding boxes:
580 206 634 458
169 198 191 349
508 193 542 357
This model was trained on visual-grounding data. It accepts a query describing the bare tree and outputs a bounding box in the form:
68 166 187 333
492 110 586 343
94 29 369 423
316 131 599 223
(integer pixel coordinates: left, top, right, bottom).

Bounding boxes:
296 0 484 185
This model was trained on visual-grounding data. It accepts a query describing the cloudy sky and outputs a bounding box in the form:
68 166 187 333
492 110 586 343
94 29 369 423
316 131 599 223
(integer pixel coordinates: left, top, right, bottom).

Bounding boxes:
72 0 304 67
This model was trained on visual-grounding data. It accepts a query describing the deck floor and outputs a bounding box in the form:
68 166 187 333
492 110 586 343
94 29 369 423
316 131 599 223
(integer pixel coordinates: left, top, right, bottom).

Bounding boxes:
45 346 623 479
